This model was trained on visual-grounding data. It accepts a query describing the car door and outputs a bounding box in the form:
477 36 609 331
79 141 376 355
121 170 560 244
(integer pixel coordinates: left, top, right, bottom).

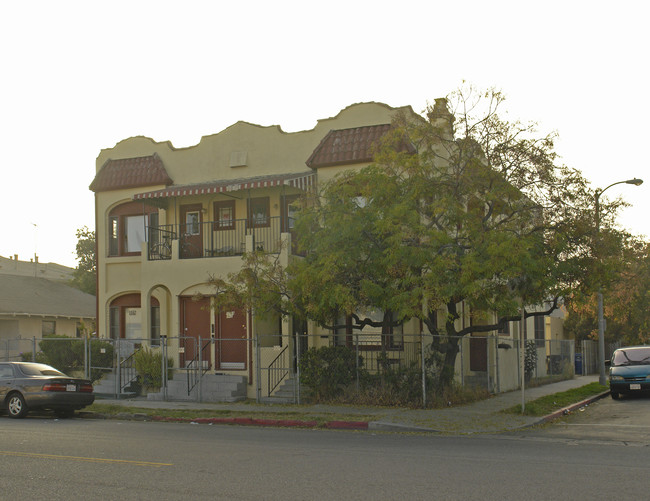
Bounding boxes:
0 363 15 400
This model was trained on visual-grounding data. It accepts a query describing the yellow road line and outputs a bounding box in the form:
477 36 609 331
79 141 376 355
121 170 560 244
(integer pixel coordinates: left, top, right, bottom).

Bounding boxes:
0 450 172 467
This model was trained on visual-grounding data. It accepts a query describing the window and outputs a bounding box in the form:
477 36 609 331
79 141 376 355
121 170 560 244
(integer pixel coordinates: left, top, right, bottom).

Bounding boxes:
498 319 510 335
214 201 236 230
125 215 147 253
151 306 161 346
534 315 545 347
249 197 270 227
282 195 300 232
42 320 56 336
345 310 403 350
109 217 119 256
185 211 200 235
109 294 159 341
125 307 142 339
108 202 157 257
109 307 120 340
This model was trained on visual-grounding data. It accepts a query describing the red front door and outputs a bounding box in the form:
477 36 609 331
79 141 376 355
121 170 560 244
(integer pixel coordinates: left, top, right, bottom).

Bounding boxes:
180 204 203 259
217 308 247 369
180 296 212 368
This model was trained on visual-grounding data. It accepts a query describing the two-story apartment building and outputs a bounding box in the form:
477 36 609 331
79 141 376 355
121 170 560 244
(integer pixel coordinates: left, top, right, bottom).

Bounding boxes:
91 102 424 399
91 101 572 401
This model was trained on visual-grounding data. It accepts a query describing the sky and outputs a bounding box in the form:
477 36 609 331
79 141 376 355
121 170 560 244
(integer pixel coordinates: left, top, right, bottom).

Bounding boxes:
1 0 648 268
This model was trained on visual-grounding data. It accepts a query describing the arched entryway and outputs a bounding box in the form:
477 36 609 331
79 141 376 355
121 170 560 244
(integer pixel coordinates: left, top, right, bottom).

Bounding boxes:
179 296 247 370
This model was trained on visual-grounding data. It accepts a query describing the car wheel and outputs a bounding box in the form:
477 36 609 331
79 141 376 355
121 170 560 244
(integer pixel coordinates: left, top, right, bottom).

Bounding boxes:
611 391 620 400
7 393 28 418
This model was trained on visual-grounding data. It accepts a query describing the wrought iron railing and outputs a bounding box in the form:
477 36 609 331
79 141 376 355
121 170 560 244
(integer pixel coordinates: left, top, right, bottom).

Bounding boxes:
148 225 176 260
267 345 290 395
146 216 284 261
119 349 140 392
185 339 212 395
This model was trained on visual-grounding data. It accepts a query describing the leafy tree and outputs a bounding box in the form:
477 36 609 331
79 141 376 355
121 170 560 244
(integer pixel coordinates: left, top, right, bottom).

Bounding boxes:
213 85 619 388
566 237 650 345
70 226 96 295
290 86 600 385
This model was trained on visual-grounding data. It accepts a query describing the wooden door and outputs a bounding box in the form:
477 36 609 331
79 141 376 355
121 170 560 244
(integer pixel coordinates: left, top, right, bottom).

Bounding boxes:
180 296 212 368
180 204 203 259
217 308 247 369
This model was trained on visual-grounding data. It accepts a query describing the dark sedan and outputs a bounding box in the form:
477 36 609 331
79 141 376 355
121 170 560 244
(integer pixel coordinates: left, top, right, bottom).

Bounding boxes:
0 362 95 418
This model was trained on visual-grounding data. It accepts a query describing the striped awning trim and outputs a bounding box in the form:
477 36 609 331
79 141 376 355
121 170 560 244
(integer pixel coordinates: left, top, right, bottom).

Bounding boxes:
133 172 315 200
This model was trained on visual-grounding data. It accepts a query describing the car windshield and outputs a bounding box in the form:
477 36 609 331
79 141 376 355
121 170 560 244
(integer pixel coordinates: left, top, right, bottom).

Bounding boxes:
18 363 67 377
612 348 650 366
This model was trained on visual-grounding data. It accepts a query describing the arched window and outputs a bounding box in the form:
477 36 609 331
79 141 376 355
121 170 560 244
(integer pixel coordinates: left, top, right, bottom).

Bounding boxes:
108 202 157 257
108 294 159 341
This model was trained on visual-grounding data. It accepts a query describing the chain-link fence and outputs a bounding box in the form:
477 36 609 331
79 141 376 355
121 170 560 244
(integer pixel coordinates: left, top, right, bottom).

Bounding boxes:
1 333 576 405
256 333 576 406
574 339 620 376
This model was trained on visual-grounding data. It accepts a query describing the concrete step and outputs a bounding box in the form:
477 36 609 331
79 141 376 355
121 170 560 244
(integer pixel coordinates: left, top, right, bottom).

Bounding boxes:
263 376 307 404
147 373 248 403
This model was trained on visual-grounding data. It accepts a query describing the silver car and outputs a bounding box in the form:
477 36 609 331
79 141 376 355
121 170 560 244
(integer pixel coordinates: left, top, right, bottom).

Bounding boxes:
0 362 95 418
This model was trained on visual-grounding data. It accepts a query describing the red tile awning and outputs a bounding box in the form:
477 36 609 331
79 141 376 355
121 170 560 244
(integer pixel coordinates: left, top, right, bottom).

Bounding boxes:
133 172 315 200
306 124 415 168
90 154 172 192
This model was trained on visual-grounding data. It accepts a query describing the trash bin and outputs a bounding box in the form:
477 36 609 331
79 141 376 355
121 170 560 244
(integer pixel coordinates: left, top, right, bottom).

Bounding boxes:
574 353 583 375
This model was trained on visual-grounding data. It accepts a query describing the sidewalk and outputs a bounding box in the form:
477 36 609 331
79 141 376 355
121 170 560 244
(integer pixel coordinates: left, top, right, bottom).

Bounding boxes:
87 375 605 434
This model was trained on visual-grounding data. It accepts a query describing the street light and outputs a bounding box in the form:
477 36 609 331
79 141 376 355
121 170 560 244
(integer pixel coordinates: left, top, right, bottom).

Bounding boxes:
595 178 643 385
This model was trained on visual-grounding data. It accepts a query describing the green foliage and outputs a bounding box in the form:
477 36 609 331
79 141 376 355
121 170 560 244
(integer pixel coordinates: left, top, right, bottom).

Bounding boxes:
70 226 97 295
212 85 602 386
565 238 650 346
299 346 358 399
504 382 608 416
133 347 173 390
23 336 113 382
370 361 427 406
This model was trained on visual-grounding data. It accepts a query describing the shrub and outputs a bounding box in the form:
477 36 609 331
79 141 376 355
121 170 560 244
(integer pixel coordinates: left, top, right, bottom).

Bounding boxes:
23 336 113 382
133 347 173 390
299 346 357 400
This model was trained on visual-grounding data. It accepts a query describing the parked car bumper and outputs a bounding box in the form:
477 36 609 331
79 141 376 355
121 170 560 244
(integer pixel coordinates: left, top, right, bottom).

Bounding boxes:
24 391 95 410
610 380 650 394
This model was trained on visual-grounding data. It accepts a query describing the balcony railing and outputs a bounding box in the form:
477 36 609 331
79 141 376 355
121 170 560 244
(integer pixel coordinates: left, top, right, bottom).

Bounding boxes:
146 217 285 261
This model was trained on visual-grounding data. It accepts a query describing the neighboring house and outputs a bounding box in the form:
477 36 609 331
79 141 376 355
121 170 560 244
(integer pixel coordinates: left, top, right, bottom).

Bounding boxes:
91 102 571 400
0 254 74 283
0 266 96 360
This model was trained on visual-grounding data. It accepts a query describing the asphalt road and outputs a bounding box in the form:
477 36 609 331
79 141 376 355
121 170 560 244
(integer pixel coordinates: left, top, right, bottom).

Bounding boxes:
2 402 650 501
523 391 650 445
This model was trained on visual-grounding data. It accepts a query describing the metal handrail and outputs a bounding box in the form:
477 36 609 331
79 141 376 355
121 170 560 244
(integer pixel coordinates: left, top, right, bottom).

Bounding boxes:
186 339 212 395
119 349 140 392
267 345 290 395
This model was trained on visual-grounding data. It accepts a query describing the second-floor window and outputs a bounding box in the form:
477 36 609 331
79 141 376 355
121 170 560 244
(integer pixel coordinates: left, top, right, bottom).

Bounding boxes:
108 202 156 257
249 197 269 227
214 200 236 230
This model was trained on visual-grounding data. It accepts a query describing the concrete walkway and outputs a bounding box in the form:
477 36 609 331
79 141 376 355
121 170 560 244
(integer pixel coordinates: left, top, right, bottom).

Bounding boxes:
89 375 604 434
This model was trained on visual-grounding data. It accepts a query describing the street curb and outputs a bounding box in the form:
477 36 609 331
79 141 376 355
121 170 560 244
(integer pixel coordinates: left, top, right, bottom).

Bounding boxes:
81 411 369 430
535 390 610 425
369 421 438 433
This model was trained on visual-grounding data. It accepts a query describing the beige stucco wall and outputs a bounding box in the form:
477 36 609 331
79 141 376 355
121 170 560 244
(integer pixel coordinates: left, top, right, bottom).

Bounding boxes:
95 102 415 181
